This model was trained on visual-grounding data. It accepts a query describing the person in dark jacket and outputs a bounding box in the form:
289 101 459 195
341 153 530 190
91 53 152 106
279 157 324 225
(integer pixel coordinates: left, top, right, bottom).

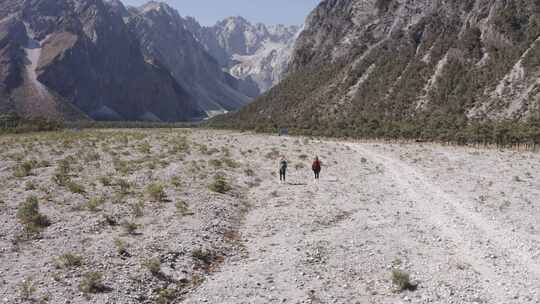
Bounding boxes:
312 156 322 180
279 157 288 182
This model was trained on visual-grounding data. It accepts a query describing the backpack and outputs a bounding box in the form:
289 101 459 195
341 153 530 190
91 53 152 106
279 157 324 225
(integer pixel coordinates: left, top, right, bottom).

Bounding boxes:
312 160 321 171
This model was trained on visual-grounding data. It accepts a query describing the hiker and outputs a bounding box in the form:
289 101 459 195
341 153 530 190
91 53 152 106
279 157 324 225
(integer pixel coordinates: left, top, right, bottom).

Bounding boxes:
279 157 288 182
312 156 322 180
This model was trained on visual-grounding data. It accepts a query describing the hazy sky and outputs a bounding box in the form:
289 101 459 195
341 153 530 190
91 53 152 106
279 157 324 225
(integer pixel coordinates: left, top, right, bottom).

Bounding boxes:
122 0 321 26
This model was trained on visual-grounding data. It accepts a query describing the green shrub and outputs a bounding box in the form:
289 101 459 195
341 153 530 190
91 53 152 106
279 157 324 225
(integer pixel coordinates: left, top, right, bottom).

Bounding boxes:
170 176 182 188
18 279 36 301
143 258 161 275
17 196 50 228
55 253 83 269
86 197 105 212
209 174 231 194
114 238 129 256
156 288 177 304
392 269 417 291
146 183 166 202
123 221 140 235
79 272 106 294
131 201 144 217
67 181 85 194
53 172 70 187
175 200 191 216
99 176 112 186
24 181 36 191
117 179 131 194
192 249 213 266
13 161 35 178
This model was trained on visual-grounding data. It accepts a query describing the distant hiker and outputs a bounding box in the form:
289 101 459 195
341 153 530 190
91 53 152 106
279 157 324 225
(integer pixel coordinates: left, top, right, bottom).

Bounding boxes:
312 156 322 180
279 157 288 182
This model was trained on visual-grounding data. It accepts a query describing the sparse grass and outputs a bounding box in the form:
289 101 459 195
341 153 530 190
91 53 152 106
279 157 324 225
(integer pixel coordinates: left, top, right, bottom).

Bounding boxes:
123 221 140 235
170 176 182 188
146 183 166 202
192 248 213 265
132 201 144 217
55 253 83 269
175 200 191 216
114 238 129 256
24 180 36 191
86 197 105 212
156 288 177 304
18 278 36 301
117 179 131 194
209 159 223 168
139 141 151 154
13 160 36 178
143 258 161 276
209 174 231 194
53 172 70 187
17 196 50 238
79 272 106 294
295 163 306 170
223 158 240 169
391 269 417 291
67 181 86 194
99 176 112 186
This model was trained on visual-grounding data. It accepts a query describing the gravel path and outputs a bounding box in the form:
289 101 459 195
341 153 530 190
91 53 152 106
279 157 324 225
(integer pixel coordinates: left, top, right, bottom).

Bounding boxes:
185 138 540 304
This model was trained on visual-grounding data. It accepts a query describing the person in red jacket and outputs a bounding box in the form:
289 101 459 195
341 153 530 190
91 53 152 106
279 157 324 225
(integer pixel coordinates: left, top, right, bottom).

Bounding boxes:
312 156 322 180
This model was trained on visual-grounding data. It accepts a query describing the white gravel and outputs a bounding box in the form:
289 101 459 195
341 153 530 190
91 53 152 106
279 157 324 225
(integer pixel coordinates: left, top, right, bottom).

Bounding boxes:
1 130 540 303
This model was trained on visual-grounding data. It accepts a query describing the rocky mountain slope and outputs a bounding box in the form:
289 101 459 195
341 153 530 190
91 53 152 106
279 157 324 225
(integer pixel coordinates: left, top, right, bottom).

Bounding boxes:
125 2 256 113
0 0 206 122
188 16 300 94
217 0 540 139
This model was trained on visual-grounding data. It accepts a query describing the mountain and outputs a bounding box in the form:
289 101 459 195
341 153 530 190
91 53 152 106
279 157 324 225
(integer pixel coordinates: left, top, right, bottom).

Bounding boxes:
125 1 258 114
188 16 301 94
215 0 540 139
0 0 206 122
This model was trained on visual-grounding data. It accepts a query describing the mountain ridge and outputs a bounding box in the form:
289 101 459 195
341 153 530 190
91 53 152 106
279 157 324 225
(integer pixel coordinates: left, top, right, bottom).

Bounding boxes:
213 0 540 143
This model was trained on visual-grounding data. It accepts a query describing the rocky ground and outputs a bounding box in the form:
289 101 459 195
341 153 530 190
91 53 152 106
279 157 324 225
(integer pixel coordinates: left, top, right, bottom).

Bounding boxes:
1 129 540 303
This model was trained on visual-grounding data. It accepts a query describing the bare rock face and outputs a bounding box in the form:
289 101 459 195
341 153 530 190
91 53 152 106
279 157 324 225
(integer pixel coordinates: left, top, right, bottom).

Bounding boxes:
188 16 301 94
1 0 205 121
226 0 540 132
126 2 254 113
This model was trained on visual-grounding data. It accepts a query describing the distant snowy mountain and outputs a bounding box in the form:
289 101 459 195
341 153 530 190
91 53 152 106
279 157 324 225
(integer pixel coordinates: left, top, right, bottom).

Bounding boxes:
186 16 301 94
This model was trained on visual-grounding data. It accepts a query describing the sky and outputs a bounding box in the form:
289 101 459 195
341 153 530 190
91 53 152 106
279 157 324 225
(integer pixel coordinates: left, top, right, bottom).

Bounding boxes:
122 0 321 26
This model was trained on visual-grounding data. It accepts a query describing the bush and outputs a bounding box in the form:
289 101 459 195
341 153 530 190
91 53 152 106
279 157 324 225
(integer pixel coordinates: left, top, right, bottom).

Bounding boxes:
209 174 231 194
114 238 129 256
175 200 191 216
146 183 166 202
131 201 144 217
55 253 83 269
99 176 112 186
24 181 36 191
143 258 161 275
392 269 417 291
79 272 106 294
67 181 85 194
192 248 213 265
13 161 35 178
156 288 177 304
123 221 140 235
18 279 36 301
17 196 50 228
86 197 105 212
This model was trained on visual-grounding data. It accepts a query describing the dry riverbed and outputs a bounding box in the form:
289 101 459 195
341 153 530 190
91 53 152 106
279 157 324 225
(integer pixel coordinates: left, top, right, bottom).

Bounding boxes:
1 129 539 304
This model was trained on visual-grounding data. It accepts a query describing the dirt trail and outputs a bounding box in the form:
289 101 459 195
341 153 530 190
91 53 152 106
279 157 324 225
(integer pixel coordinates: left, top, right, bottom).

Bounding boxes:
185 139 540 304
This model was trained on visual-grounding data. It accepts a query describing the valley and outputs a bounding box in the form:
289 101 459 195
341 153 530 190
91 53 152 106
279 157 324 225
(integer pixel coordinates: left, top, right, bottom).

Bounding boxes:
1 129 540 303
